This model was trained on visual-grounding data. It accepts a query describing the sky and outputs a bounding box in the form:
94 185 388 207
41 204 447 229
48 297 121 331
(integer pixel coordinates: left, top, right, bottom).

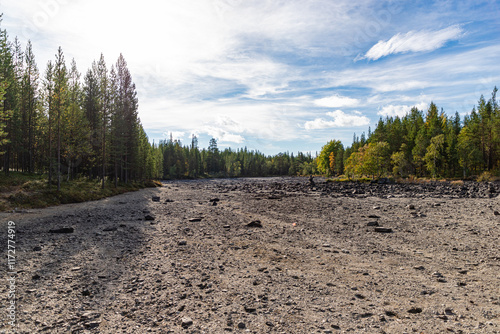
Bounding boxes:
1 0 500 155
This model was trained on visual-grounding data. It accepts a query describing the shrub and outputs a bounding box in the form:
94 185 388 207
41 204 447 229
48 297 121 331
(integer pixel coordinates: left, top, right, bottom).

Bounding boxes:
477 171 493 182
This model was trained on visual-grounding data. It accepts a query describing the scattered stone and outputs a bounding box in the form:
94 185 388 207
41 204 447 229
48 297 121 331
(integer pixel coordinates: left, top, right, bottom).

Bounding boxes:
385 310 398 317
152 196 160 202
244 306 257 313
181 317 193 328
103 226 117 232
189 217 203 222
408 307 423 314
164 199 175 203
445 308 455 315
84 321 100 329
145 214 156 221
368 215 380 219
374 227 393 233
178 240 187 246
494 210 500 216
49 227 74 234
237 322 246 329
407 204 415 210
246 220 263 228
33 246 42 251
367 221 379 226
413 266 425 270
268 195 281 199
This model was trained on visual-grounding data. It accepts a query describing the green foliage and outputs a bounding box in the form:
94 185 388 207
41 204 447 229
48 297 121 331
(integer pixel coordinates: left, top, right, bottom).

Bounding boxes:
326 89 500 179
317 140 343 176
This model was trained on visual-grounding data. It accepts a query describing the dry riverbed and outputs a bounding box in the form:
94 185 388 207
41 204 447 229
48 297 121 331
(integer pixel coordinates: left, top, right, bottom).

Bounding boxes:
1 177 499 333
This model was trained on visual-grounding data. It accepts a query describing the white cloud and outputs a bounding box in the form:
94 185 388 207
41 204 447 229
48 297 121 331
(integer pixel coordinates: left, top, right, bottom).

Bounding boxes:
163 131 186 142
314 94 360 108
202 126 245 144
377 102 428 117
364 25 463 60
304 110 369 130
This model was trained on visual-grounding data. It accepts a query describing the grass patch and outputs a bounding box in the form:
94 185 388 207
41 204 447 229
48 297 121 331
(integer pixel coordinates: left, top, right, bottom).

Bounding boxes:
0 172 160 211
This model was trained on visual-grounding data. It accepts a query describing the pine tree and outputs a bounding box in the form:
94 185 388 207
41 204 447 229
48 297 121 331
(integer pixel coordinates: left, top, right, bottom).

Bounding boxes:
20 40 39 173
52 47 68 191
43 61 54 185
96 54 109 188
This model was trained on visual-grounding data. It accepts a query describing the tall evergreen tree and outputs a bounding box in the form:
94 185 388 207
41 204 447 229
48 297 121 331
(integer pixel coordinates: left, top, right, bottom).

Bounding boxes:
52 47 68 191
20 40 39 173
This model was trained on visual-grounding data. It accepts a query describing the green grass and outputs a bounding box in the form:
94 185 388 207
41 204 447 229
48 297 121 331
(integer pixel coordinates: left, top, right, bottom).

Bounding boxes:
0 172 161 211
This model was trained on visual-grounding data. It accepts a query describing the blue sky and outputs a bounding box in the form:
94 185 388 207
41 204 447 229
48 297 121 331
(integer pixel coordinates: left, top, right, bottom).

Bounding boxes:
1 0 500 154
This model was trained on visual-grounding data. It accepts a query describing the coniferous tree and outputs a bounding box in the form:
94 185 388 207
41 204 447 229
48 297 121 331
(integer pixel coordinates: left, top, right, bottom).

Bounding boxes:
52 47 68 191
20 40 39 173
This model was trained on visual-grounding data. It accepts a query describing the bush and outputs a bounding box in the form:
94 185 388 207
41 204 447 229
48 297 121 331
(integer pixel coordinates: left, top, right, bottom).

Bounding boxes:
477 171 493 182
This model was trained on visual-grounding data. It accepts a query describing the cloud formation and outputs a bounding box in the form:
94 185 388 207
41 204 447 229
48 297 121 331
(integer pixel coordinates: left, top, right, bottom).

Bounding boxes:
314 94 360 108
364 25 463 61
304 110 370 130
377 102 429 118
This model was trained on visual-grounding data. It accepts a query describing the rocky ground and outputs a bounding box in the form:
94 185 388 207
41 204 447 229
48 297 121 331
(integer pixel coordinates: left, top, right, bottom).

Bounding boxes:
1 177 499 334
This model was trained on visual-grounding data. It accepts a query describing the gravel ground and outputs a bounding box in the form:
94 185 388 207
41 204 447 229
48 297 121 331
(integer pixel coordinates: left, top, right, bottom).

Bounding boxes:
1 177 499 333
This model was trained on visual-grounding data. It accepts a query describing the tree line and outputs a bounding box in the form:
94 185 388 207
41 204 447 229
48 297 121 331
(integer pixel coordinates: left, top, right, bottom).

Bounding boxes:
0 15 159 189
158 136 316 179
318 90 500 179
0 16 315 184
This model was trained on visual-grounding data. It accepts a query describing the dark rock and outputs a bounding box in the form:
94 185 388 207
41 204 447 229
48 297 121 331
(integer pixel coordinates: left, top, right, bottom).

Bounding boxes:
385 310 397 317
237 322 246 329
244 306 257 313
49 227 74 233
181 317 193 328
82 290 91 296
246 220 263 228
103 226 117 232
32 274 41 280
33 246 42 251
152 196 160 202
367 221 379 227
145 214 155 221
189 218 203 222
494 211 500 216
84 321 100 329
368 215 380 219
164 199 175 203
407 307 423 314
374 227 393 233
178 240 187 246
209 198 220 203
